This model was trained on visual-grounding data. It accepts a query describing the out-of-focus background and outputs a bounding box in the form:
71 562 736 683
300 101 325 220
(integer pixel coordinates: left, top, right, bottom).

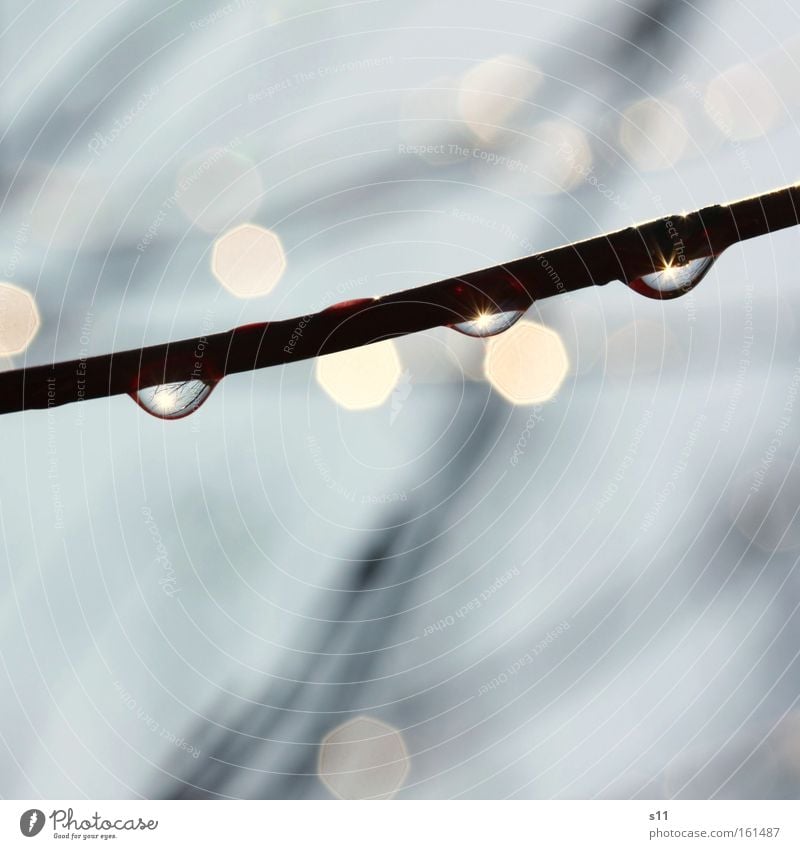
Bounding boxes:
2 0 800 800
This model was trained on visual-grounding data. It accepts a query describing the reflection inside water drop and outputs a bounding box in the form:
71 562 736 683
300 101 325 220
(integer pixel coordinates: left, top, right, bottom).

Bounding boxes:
131 379 215 420
451 307 526 338
627 255 716 299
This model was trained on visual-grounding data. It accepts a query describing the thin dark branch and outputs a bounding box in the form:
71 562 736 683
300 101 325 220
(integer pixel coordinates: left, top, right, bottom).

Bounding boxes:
2 184 798 416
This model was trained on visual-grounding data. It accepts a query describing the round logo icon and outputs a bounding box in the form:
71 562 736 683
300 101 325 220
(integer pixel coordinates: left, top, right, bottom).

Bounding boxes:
19 809 45 837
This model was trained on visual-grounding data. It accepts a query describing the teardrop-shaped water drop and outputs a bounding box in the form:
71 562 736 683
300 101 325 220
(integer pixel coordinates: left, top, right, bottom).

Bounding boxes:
626 255 716 300
131 379 215 420
451 307 526 338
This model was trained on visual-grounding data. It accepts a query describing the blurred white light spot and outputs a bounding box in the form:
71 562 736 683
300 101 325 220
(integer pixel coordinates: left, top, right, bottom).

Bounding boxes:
705 63 781 141
317 340 402 410
620 99 688 171
458 55 541 144
176 148 262 233
528 120 593 195
211 224 286 298
729 459 800 552
0 283 39 354
484 320 568 405
319 716 409 799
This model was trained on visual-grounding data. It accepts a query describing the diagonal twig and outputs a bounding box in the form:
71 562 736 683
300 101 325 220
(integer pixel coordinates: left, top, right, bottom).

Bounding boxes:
1 183 798 416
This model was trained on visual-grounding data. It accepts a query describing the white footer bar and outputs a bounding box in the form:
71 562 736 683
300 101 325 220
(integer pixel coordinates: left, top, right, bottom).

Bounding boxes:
2 800 797 848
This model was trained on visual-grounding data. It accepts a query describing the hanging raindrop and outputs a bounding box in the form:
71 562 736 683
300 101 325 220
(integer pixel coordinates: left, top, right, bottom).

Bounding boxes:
450 307 526 337
131 379 216 420
626 255 716 300
449 274 531 338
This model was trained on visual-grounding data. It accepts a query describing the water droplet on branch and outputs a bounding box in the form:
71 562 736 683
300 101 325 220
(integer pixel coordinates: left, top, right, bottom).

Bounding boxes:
131 379 215 420
449 275 531 337
451 307 526 337
626 255 716 299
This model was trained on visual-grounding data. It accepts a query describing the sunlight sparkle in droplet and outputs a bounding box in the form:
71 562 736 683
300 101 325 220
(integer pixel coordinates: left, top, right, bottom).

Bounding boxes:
627 255 716 299
132 379 215 420
451 305 527 338
474 312 495 331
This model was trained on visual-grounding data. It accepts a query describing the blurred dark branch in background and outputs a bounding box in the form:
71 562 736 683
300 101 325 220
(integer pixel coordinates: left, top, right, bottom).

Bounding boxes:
158 0 733 799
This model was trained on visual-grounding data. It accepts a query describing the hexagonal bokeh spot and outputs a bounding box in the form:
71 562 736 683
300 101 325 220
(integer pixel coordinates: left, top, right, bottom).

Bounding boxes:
484 320 569 405
457 54 541 144
619 98 688 172
316 340 401 410
0 283 40 355
212 224 286 298
318 716 409 799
